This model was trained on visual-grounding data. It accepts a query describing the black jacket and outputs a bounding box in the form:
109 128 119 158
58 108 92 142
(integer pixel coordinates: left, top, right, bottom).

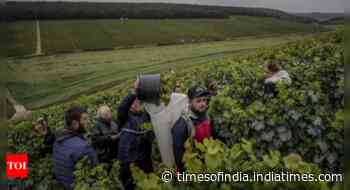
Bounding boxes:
171 112 231 171
264 82 278 97
117 93 154 163
39 127 56 157
91 118 120 163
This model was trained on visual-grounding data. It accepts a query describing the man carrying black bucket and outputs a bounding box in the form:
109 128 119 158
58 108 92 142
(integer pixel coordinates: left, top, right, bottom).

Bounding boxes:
117 80 154 190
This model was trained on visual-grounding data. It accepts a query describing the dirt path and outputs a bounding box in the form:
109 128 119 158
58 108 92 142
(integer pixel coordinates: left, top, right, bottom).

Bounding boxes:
35 20 42 55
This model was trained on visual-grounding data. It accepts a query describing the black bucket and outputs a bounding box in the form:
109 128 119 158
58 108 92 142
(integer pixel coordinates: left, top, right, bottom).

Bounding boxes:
137 74 161 103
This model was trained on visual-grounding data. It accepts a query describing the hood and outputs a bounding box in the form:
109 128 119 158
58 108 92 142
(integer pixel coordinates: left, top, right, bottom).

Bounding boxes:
55 128 84 143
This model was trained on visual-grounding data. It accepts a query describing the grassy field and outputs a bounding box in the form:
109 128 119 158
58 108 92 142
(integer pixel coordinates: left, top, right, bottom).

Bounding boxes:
1 16 325 57
0 21 36 58
5 33 312 109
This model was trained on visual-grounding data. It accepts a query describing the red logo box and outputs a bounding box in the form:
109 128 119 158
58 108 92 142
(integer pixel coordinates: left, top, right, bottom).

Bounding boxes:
6 153 29 179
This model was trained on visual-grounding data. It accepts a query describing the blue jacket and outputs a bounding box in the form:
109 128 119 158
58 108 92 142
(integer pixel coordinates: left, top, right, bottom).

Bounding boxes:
117 93 154 163
52 129 98 190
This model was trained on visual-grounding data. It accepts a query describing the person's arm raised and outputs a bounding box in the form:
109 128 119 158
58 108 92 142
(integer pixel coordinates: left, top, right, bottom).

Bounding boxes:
117 92 137 127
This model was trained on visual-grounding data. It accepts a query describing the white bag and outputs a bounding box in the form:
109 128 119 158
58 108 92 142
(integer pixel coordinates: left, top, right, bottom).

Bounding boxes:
144 93 189 166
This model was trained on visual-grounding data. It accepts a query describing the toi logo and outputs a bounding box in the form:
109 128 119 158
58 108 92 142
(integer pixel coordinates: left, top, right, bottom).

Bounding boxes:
6 153 29 179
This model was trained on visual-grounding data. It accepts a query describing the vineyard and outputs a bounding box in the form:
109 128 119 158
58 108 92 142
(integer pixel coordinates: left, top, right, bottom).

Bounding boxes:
8 29 344 190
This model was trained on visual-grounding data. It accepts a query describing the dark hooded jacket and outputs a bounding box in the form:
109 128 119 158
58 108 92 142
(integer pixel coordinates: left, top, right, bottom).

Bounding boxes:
91 118 120 163
52 129 98 190
116 92 154 163
116 92 155 190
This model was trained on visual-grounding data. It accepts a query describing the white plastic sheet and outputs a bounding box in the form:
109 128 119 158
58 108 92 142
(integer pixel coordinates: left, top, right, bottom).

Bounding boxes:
144 93 189 166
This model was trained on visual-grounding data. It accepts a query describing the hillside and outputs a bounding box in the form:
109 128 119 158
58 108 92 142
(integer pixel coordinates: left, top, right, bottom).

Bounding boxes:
294 12 344 22
321 17 344 25
1 1 316 22
1 16 326 57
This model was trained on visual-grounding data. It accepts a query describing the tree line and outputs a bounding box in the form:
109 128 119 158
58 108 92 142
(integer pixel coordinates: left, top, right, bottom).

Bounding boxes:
1 1 316 23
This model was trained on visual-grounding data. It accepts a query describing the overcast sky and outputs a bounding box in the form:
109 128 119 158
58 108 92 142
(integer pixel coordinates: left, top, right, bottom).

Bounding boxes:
7 0 344 13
